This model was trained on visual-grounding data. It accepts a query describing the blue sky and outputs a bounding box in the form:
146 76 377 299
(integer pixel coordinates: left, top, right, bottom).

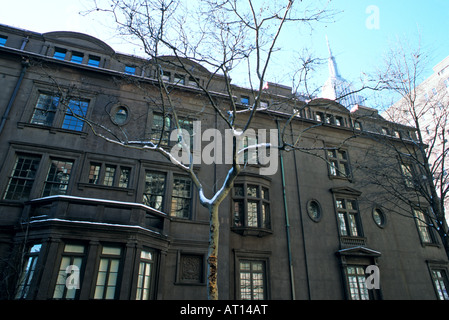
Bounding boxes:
0 0 448 107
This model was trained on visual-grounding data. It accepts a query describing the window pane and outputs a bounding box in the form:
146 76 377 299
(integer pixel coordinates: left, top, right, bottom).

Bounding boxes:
118 167 131 188
42 159 73 197
239 260 266 300
53 48 66 60
62 99 89 131
71 52 84 64
171 176 192 218
4 155 41 201
30 94 59 126
103 165 116 186
143 171 166 211
247 185 258 198
88 163 101 184
247 201 258 227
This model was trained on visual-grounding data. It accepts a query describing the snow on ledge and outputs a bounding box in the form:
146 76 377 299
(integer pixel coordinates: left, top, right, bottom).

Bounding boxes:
29 195 167 216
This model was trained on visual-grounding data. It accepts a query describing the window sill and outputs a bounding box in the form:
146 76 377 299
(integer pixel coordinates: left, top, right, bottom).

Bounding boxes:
77 183 135 196
231 226 272 237
17 122 88 138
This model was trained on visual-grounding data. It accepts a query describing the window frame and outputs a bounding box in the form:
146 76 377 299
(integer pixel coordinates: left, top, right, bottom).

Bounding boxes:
143 170 167 211
87 161 132 189
413 208 437 245
30 92 60 127
93 245 123 300
335 197 363 238
231 181 271 236
42 158 74 197
428 264 449 300
150 113 194 149
135 249 157 300
234 251 270 300
3 154 41 201
52 243 86 300
15 243 42 299
170 174 192 219
327 148 352 179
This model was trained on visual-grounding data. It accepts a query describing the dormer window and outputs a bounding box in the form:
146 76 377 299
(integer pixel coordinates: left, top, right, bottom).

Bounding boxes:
88 55 101 67
53 47 67 60
174 73 185 85
125 66 136 75
0 35 7 46
71 51 84 64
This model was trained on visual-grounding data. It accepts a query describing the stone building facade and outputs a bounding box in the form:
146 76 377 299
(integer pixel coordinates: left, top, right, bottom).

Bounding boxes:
0 24 448 300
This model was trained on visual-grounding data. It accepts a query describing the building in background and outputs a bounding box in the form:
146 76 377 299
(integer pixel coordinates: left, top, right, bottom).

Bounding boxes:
0 24 448 300
386 55 449 221
321 37 365 109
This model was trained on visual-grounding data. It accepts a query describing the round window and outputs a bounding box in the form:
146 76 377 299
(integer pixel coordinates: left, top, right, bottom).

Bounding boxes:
307 200 322 222
113 106 128 125
372 208 386 228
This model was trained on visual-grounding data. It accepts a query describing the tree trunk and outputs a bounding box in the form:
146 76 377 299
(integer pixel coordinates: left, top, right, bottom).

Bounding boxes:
207 203 220 300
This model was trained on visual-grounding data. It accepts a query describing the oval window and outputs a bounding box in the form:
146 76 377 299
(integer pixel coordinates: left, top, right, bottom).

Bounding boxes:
307 199 322 222
114 106 128 125
372 208 386 228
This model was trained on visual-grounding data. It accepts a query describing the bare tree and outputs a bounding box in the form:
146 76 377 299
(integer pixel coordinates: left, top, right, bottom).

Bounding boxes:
71 0 337 300
358 40 449 257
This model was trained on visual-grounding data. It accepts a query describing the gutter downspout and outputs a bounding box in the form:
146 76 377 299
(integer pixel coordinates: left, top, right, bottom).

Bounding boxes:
277 120 296 300
290 122 311 299
0 59 29 135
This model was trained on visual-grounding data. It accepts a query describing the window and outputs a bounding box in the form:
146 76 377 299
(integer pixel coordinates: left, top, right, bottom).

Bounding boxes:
413 209 435 244
239 260 267 300
372 208 386 228
307 199 322 222
336 198 362 237
401 163 415 188
143 171 166 211
171 175 192 218
136 250 155 300
150 113 193 148
94 246 122 300
88 163 101 184
174 73 185 85
30 93 59 126
4 154 41 201
53 47 67 60
353 121 362 130
345 265 370 300
62 99 89 131
15 244 42 299
53 244 86 299
125 65 136 75
241 96 250 105
42 159 73 197
188 76 199 87
70 51 84 64
232 183 270 232
150 114 171 146
88 162 131 188
327 149 351 178
113 107 128 125
88 55 101 67
0 35 7 46
431 269 449 300
160 70 171 82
